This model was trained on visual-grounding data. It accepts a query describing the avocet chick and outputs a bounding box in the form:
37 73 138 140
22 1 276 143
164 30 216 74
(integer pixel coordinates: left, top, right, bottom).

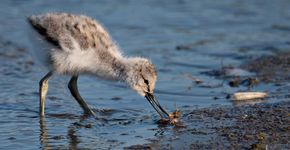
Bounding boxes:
27 13 169 118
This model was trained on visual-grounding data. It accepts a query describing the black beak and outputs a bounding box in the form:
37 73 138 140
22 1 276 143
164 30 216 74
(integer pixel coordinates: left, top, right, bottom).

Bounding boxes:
145 92 169 118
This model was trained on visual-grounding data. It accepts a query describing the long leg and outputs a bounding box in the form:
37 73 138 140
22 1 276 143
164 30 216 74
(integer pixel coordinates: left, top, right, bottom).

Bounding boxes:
68 75 96 116
39 71 53 116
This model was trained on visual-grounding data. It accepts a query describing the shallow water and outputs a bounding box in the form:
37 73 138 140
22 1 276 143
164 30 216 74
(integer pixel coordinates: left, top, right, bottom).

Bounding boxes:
0 0 290 149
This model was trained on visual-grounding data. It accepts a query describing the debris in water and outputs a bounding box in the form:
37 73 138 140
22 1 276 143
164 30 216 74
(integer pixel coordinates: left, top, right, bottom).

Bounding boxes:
233 92 267 101
182 73 203 84
229 77 240 87
229 77 259 88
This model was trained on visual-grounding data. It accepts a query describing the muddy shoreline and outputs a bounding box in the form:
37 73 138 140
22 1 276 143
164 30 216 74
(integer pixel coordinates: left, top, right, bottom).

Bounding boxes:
126 51 290 149
126 101 290 149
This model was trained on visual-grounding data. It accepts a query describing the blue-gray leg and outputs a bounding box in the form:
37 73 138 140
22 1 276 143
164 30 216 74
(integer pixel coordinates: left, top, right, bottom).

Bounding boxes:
68 75 96 117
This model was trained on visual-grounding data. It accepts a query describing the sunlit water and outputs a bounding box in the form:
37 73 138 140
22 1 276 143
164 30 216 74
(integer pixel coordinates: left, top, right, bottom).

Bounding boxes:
0 0 290 149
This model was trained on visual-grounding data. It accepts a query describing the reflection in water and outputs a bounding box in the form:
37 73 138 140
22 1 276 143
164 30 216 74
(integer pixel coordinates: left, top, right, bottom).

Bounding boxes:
232 99 266 107
39 115 89 150
154 127 166 137
39 117 51 150
68 126 79 150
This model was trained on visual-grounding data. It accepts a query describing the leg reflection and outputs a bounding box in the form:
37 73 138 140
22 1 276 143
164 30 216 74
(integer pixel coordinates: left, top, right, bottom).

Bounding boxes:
39 114 90 149
39 117 51 150
68 126 80 150
68 113 92 149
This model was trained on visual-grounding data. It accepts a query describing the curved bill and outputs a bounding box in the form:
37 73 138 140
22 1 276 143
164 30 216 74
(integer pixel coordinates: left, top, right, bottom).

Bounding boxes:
145 93 169 118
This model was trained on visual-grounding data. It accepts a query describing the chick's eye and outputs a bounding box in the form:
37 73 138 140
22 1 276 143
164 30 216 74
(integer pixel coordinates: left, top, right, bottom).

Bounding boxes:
144 79 149 85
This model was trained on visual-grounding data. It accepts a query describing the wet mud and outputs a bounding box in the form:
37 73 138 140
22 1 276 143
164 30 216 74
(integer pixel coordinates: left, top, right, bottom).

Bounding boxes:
129 101 290 150
243 51 290 82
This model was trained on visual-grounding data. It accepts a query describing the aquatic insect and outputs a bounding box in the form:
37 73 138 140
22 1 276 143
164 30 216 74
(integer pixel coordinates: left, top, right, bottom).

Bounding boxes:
157 110 181 125
27 13 169 118
169 110 181 124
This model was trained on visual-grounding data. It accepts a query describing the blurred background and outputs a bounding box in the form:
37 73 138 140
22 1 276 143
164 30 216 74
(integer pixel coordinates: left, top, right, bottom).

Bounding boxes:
0 0 290 149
